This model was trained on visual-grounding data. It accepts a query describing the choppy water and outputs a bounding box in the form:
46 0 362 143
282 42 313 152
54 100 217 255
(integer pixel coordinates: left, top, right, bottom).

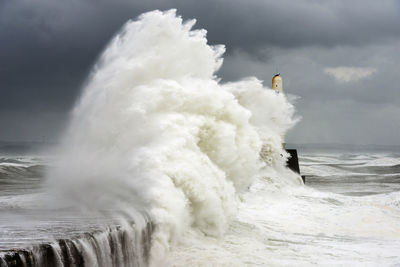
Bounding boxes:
0 155 152 266
1 150 400 266
302 152 400 196
169 149 400 266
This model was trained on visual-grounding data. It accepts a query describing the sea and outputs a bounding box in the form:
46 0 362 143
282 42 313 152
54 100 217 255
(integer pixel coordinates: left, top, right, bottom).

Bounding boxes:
1 9 400 267
168 146 400 266
1 143 400 266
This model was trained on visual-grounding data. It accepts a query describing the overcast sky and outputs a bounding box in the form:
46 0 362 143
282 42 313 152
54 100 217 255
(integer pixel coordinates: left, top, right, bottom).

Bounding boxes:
1 0 399 145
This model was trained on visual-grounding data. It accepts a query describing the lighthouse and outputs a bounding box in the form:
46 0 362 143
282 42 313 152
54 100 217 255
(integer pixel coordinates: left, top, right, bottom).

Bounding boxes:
271 73 305 183
272 73 283 93
272 73 285 148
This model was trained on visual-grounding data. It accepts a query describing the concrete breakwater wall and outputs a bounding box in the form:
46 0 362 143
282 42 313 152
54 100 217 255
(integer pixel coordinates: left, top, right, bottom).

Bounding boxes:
0 220 153 267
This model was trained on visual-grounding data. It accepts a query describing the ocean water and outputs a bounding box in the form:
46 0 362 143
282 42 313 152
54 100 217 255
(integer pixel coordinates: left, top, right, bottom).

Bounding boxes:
1 149 400 266
0 153 152 266
168 149 400 266
1 9 400 267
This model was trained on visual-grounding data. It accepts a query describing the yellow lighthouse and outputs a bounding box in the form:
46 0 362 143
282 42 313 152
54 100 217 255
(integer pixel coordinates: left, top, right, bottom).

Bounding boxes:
272 73 283 93
272 73 285 148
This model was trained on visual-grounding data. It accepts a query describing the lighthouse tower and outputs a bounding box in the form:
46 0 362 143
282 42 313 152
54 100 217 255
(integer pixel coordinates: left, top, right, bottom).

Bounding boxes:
272 73 285 148
271 73 305 183
272 73 283 93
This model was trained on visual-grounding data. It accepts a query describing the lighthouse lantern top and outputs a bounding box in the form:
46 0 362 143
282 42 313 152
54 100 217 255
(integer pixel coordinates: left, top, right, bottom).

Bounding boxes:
272 73 283 93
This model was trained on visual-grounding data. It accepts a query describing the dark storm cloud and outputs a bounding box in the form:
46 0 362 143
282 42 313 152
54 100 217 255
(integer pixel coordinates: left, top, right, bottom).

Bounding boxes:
186 0 400 51
0 0 399 143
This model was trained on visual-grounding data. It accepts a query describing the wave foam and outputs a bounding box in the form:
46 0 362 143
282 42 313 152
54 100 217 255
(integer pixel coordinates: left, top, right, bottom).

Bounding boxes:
46 9 299 263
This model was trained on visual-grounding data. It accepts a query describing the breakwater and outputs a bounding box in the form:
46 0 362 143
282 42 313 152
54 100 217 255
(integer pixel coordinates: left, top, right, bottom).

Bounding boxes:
0 220 153 267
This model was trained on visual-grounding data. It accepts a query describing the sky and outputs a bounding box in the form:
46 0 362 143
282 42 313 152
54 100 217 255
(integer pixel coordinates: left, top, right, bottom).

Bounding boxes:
1 0 399 145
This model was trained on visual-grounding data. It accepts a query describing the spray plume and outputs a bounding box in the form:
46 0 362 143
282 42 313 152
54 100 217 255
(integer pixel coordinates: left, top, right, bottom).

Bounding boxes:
47 9 299 263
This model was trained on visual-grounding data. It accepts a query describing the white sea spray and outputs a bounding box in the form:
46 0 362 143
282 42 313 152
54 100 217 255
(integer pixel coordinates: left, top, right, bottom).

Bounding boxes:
46 9 299 264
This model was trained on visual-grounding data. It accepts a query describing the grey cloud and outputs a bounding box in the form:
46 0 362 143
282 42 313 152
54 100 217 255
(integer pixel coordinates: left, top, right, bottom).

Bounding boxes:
191 0 400 51
219 39 400 145
0 0 399 144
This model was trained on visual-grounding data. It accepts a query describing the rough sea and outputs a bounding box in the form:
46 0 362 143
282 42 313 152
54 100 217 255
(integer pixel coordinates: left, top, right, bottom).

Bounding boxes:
1 144 400 266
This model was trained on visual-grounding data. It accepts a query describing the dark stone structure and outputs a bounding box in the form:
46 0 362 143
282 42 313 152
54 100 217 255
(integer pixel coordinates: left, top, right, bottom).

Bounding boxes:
286 149 305 183
0 221 153 267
